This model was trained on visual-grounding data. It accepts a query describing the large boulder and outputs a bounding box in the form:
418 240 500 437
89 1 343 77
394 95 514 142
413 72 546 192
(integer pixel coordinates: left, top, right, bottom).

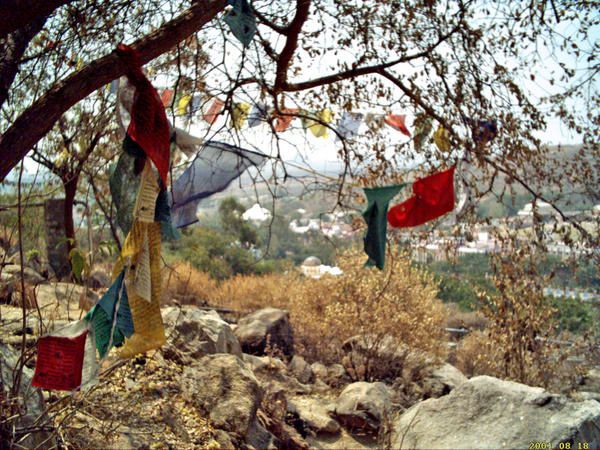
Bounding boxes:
234 308 294 358
334 381 392 432
181 354 264 442
391 375 600 449
0 343 55 448
162 306 241 362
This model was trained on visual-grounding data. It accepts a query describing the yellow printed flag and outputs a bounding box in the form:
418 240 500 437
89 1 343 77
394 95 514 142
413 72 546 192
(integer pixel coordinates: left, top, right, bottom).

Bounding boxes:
133 161 160 223
308 109 333 138
231 102 251 130
114 222 166 357
177 95 192 116
434 125 451 152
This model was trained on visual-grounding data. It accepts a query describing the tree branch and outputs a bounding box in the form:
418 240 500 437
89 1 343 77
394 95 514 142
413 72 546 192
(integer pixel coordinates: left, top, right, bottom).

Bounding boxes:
252 6 288 34
84 169 122 251
0 0 227 182
273 0 311 92
281 19 463 92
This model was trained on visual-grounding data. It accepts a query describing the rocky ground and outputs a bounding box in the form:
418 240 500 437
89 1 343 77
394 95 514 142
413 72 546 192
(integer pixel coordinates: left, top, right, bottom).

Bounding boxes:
2 263 600 449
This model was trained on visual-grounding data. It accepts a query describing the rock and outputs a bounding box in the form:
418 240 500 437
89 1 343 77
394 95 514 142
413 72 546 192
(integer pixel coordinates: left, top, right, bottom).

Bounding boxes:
334 382 392 432
580 369 600 393
181 354 263 439
235 308 294 358
212 429 236 449
311 362 328 380
243 354 312 397
243 353 287 373
572 391 600 402
288 397 341 434
421 363 468 398
326 363 350 387
36 282 98 309
289 355 313 384
391 375 600 449
162 306 241 362
1 264 45 285
87 269 111 289
0 343 55 448
246 419 278 449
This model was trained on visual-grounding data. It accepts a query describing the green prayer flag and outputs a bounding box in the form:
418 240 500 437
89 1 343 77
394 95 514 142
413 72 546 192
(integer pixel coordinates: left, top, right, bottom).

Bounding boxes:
362 184 406 270
85 305 124 359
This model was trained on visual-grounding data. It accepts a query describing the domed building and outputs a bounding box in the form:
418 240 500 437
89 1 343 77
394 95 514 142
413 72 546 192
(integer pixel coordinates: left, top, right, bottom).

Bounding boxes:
300 256 322 278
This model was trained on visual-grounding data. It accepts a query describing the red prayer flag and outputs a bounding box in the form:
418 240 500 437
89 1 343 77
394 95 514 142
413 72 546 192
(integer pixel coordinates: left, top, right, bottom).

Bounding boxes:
274 108 299 132
204 98 224 124
32 331 88 391
116 44 171 186
160 89 174 107
384 114 411 136
387 166 456 228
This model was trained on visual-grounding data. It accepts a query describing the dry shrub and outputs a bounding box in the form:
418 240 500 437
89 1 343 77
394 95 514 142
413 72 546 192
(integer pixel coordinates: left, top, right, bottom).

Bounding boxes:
162 261 218 306
286 249 447 372
1 281 37 309
454 247 588 391
162 261 297 314
209 273 299 314
453 330 499 378
445 303 488 332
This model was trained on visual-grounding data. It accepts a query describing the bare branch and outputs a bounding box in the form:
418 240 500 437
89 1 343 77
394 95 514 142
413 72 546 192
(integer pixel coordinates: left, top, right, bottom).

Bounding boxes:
273 0 311 92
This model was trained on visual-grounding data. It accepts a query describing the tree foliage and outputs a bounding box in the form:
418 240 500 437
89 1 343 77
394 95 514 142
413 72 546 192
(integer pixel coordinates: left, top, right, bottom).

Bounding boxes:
1 2 597 242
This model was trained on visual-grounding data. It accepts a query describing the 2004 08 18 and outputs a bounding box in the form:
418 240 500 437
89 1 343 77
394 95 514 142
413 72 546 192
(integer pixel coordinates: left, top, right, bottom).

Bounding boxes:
529 443 590 449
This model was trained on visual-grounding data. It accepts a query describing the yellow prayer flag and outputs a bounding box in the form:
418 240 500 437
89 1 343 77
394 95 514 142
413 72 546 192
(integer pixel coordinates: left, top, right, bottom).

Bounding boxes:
309 108 333 138
434 125 451 152
230 102 251 130
117 222 166 358
133 161 160 223
177 95 192 116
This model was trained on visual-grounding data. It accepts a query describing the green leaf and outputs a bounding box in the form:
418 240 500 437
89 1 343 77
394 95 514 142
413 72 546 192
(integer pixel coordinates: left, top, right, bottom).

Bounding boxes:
69 248 86 281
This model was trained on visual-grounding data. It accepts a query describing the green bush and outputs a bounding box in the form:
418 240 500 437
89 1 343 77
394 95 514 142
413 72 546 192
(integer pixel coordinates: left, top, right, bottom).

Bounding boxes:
550 296 597 335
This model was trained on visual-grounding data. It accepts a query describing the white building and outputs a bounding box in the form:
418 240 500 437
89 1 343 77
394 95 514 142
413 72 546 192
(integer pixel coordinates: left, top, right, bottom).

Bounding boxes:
517 201 554 217
300 256 343 279
242 203 272 223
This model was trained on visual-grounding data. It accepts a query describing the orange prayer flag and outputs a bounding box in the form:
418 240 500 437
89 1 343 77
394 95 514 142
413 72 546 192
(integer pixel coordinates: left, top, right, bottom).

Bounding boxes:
384 114 411 136
274 108 299 132
160 89 173 108
204 98 224 125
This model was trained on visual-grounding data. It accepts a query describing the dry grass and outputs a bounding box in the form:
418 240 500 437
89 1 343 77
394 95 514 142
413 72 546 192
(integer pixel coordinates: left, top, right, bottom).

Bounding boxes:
208 273 299 314
444 303 488 332
162 261 218 306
